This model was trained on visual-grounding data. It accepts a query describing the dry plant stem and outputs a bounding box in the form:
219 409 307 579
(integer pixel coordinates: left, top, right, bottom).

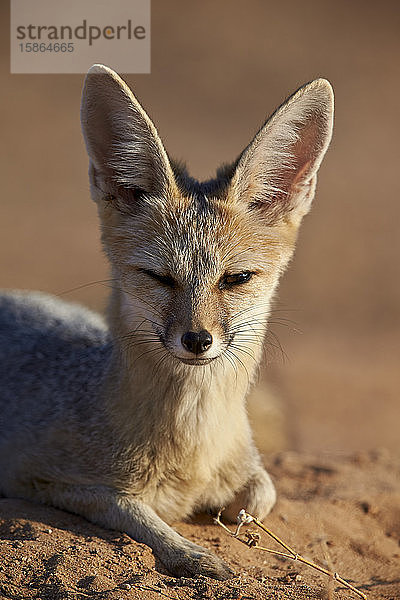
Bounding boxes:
134 584 179 599
214 510 367 600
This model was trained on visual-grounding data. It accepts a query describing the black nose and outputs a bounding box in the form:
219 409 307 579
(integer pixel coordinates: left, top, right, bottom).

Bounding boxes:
181 330 213 355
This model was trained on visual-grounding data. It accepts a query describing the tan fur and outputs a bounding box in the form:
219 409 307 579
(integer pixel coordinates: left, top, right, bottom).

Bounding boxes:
0 65 333 580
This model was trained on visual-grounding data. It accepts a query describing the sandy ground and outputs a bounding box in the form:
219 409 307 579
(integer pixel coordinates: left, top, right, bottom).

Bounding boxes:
1 450 399 600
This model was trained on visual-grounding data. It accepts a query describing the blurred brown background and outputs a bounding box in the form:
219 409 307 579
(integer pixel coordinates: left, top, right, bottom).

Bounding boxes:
1 1 399 454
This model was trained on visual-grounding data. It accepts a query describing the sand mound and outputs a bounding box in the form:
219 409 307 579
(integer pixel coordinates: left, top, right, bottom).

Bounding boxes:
0 450 398 600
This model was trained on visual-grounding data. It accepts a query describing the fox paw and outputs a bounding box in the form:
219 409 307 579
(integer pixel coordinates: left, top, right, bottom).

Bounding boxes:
223 467 276 523
164 542 234 580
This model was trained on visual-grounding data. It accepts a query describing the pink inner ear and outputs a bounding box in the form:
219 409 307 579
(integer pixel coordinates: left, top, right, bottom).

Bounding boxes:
292 159 312 189
232 81 333 221
283 117 323 195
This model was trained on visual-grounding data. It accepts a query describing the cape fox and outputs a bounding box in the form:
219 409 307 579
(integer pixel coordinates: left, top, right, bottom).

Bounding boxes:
0 66 333 580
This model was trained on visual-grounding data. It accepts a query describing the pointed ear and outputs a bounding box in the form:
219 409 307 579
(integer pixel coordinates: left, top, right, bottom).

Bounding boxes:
81 64 176 204
230 79 334 224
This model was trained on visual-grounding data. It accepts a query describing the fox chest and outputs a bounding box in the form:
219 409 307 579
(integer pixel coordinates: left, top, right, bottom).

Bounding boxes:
139 413 251 522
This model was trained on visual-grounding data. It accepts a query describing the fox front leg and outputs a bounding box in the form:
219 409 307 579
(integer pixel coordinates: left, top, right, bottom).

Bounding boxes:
223 465 276 523
34 482 234 580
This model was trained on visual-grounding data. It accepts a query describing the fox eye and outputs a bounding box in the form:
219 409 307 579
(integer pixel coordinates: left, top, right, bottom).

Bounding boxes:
140 269 176 288
219 271 254 289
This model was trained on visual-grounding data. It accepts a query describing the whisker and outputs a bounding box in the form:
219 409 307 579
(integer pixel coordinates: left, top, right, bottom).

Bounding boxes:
229 342 258 364
134 346 166 363
223 350 238 387
225 348 250 389
56 278 118 297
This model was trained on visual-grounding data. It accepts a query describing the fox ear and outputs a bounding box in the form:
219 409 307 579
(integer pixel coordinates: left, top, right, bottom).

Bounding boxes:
231 79 334 224
81 64 176 203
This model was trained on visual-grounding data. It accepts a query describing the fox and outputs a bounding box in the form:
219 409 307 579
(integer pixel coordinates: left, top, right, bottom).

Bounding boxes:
0 65 333 580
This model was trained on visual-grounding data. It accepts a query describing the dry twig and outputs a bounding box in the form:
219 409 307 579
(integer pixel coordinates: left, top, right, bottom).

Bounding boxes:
214 509 367 600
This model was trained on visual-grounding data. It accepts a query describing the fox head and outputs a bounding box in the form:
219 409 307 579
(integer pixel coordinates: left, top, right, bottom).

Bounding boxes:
81 65 333 369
